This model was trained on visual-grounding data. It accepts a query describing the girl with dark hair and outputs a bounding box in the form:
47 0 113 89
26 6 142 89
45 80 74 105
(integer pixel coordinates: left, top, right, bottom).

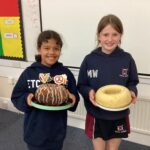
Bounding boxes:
11 30 79 150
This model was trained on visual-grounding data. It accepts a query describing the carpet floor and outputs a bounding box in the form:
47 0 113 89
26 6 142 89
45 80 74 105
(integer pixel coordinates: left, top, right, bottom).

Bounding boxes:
0 109 149 150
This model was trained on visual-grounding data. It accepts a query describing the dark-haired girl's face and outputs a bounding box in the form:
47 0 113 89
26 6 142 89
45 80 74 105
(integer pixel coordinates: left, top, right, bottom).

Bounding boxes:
38 38 61 67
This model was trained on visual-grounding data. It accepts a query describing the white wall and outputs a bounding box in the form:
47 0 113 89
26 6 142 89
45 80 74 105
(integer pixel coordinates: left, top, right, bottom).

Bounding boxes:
41 0 150 74
1 0 150 74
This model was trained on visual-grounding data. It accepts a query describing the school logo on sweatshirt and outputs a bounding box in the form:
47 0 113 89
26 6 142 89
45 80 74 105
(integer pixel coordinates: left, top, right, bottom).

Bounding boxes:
27 79 40 88
87 69 98 78
119 68 128 77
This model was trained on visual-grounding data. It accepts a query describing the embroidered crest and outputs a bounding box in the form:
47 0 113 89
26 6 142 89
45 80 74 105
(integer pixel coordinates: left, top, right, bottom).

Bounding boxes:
119 68 128 77
115 124 127 133
117 125 124 131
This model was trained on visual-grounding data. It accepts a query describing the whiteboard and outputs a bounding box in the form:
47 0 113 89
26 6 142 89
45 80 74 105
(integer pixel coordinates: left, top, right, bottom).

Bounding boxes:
40 0 150 74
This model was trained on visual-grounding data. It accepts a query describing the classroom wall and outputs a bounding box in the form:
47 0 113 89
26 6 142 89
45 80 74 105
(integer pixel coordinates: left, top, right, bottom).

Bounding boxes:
1 0 150 75
0 0 150 146
41 0 150 75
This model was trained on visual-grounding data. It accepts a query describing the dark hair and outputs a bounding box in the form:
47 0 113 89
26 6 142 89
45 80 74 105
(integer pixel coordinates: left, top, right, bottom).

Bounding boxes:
97 14 123 44
35 30 63 62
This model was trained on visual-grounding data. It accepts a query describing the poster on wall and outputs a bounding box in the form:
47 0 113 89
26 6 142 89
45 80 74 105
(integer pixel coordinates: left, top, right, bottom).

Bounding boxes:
0 0 26 60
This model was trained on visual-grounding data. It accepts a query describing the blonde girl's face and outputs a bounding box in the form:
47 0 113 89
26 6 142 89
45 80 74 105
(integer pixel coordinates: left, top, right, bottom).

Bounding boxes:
98 24 122 54
38 38 61 67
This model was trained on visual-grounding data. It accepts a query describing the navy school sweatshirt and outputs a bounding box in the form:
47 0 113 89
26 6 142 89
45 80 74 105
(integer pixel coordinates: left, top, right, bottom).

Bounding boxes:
11 62 79 148
77 47 139 120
